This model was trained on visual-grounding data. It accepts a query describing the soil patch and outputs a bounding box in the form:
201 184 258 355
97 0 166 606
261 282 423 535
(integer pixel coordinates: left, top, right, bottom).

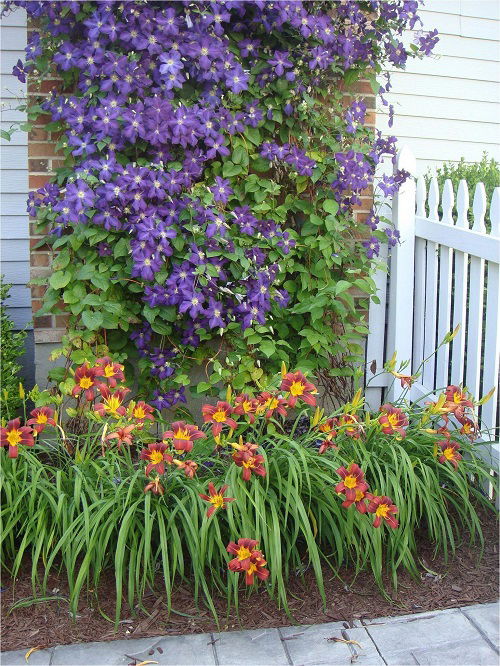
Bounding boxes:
1 511 498 652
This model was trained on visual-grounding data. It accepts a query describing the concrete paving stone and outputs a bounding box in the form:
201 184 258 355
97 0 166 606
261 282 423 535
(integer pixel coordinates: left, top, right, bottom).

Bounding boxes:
361 607 458 627
149 633 216 665
214 627 289 666
362 608 484 656
50 637 157 665
280 622 384 666
461 602 500 648
383 638 499 665
0 648 54 665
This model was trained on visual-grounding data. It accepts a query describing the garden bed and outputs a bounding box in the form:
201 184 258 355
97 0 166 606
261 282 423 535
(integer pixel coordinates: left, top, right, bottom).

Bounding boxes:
2 510 497 652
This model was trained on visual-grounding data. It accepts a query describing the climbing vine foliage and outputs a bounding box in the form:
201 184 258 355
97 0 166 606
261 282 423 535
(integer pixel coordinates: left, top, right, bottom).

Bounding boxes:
7 0 437 405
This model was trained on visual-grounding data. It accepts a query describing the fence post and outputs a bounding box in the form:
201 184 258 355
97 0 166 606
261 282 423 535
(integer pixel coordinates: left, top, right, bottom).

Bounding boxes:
385 146 417 403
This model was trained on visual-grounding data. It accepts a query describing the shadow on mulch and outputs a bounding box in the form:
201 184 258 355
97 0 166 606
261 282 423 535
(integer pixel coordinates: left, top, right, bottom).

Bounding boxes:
1 510 498 652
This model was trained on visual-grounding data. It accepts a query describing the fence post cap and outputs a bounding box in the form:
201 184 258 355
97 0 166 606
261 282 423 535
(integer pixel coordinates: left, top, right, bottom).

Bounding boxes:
396 144 416 176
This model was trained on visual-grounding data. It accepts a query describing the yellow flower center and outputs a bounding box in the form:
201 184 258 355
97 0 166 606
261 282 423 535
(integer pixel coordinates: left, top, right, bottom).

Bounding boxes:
149 450 164 465
355 490 365 501
175 429 190 439
212 410 227 423
104 364 115 377
443 447 455 460
247 562 258 575
105 397 122 413
134 407 146 419
210 494 225 509
7 430 21 447
79 377 93 389
37 413 48 424
375 504 390 518
343 475 357 489
453 392 462 404
289 381 305 396
236 546 252 560
387 413 399 426
243 401 253 413
242 457 256 469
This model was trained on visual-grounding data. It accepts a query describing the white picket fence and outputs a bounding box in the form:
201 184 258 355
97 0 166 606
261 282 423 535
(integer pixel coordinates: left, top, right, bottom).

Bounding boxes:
365 146 499 477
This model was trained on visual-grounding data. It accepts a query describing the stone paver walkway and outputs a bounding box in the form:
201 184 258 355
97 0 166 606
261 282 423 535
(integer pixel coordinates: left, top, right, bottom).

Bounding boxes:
1 602 498 666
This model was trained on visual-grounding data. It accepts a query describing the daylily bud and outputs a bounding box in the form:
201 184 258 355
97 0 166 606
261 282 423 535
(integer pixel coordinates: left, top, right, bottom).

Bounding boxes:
311 406 323 427
18 383 25 400
442 324 460 344
478 386 495 405
226 384 232 403
281 361 287 378
385 351 397 372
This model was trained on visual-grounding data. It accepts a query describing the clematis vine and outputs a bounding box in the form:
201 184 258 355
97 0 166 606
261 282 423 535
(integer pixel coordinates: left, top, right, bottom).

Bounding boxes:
4 0 438 401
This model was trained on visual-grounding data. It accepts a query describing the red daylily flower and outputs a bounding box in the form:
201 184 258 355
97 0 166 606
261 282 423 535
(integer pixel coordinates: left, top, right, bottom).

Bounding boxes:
1 418 34 458
342 488 368 514
317 418 339 454
391 371 415 389
366 494 399 528
105 424 136 449
280 371 317 408
459 418 478 441
144 477 164 495
444 385 474 412
94 356 125 388
378 404 408 438
437 440 462 470
129 400 155 424
232 442 266 481
318 418 338 438
94 386 130 418
227 538 269 585
162 420 206 454
27 406 56 433
318 439 338 454
335 463 369 502
72 364 98 401
337 413 362 438
199 482 235 517
202 401 237 436
140 442 169 475
172 458 198 478
255 392 288 419
233 394 259 423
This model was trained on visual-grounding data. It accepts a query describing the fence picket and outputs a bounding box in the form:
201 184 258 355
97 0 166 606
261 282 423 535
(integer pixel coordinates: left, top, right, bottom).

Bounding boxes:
422 177 439 387
385 146 416 402
435 179 454 389
413 177 427 377
450 179 469 387
465 183 487 399
481 187 500 435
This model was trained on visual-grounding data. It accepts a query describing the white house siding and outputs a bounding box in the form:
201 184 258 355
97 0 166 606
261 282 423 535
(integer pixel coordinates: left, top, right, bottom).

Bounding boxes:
377 0 500 176
1 8 31 330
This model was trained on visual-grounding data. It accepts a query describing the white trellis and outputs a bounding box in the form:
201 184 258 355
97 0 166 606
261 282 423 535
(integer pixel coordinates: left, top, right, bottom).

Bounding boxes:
365 146 500 477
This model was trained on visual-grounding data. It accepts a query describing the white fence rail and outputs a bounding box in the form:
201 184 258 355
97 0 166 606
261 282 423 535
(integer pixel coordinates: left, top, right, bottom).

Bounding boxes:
366 147 499 464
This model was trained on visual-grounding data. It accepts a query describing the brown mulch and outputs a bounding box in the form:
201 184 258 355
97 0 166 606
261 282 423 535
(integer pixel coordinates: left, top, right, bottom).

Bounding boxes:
1 510 498 652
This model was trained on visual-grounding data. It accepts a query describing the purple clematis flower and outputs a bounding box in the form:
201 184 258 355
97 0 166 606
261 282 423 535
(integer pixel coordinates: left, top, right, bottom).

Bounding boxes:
210 177 233 203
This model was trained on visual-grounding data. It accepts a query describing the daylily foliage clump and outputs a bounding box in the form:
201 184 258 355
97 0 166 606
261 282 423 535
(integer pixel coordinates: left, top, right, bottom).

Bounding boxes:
1 351 496 623
4 0 438 401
